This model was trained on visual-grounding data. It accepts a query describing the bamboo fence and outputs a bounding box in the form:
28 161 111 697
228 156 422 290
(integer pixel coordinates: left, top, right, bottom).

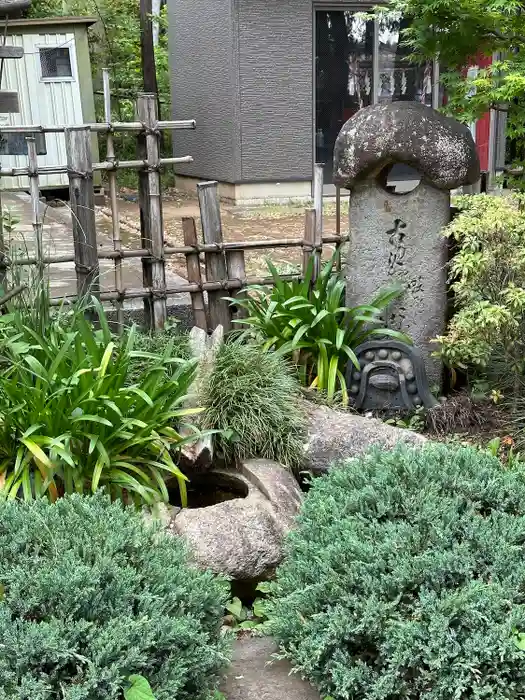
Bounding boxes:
0 78 348 332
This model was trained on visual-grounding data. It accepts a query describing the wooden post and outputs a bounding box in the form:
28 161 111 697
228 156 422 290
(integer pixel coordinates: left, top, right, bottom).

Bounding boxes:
302 208 317 282
103 69 124 332
197 181 231 331
335 184 342 271
182 216 207 330
26 136 44 286
65 126 99 299
137 92 167 330
313 163 324 242
140 0 159 95
226 248 247 323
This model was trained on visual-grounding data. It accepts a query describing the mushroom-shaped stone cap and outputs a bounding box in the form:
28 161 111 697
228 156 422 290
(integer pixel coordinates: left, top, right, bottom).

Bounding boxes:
0 0 32 13
333 101 480 191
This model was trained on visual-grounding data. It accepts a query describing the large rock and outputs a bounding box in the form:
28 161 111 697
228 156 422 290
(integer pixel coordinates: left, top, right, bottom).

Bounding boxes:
333 101 480 191
221 637 320 700
171 459 302 581
333 102 480 387
303 402 427 474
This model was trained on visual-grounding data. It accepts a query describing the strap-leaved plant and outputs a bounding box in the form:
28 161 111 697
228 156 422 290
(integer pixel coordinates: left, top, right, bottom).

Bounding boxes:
0 297 201 505
229 254 409 403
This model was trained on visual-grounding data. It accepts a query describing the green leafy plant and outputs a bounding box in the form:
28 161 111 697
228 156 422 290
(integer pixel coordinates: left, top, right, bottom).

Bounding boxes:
436 194 525 398
231 255 408 403
128 325 190 384
384 407 426 432
201 342 306 469
486 436 524 468
124 675 157 700
267 442 525 700
224 584 270 633
0 492 230 699
0 297 201 506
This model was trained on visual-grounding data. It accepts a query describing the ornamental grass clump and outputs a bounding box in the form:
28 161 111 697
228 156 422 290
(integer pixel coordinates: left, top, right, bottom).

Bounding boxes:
201 342 306 468
0 492 230 700
267 442 525 700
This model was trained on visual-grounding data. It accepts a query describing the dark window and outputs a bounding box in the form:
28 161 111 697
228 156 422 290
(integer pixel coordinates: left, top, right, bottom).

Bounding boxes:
39 47 72 79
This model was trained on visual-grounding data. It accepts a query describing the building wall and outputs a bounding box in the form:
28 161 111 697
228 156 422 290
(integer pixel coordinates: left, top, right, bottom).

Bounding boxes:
236 0 311 181
168 0 240 182
0 26 91 190
168 0 391 186
236 0 373 183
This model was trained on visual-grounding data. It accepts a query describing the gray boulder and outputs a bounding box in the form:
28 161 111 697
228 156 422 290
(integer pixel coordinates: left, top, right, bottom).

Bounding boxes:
333 101 480 191
303 402 427 474
171 459 302 581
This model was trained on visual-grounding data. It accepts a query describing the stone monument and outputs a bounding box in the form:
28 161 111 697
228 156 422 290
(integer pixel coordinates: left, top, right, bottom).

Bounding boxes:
333 101 480 401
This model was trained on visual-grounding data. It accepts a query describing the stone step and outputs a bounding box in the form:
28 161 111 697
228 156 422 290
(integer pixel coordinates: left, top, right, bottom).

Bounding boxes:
221 637 320 700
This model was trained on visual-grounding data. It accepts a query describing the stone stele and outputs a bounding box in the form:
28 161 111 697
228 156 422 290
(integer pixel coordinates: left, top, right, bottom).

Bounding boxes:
333 101 480 385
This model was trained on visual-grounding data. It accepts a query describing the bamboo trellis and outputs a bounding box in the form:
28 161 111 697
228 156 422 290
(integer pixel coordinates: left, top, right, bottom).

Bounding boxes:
0 81 348 332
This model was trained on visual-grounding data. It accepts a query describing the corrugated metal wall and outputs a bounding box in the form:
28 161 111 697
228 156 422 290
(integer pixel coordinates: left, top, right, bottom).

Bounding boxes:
0 31 84 190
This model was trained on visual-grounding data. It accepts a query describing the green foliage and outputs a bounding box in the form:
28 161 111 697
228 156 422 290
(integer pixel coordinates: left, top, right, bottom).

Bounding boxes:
0 297 200 506
384 406 426 432
267 442 525 700
377 0 525 183
231 256 408 403
224 584 270 633
128 326 190 384
436 194 525 394
0 492 230 699
200 342 305 469
124 675 157 700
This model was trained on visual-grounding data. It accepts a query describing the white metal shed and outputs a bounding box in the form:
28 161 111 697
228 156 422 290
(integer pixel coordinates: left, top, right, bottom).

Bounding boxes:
0 16 98 190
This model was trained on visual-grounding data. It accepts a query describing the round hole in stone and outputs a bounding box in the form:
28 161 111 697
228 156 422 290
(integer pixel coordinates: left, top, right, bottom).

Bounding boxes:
168 471 249 509
377 163 422 195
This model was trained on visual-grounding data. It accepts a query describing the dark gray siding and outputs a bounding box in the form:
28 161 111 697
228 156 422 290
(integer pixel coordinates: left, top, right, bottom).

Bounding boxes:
168 0 240 181
237 0 312 182
169 0 375 184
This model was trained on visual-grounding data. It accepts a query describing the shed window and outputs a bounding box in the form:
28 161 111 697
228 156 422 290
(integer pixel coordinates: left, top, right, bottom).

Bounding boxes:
39 47 72 79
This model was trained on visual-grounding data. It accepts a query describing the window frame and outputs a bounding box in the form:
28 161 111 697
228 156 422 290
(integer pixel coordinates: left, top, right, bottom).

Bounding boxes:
37 41 76 83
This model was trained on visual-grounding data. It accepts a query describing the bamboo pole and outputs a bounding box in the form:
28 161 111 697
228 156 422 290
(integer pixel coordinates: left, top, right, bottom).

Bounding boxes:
335 184 342 272
26 136 44 286
197 181 231 331
65 126 99 300
0 120 196 133
313 163 324 245
7 233 350 267
103 69 124 332
0 156 193 178
137 93 167 330
47 273 303 305
182 216 207 331
302 208 317 281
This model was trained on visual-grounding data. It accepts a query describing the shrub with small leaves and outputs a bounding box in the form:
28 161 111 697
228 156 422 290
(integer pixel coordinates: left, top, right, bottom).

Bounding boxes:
436 193 525 393
0 493 230 700
268 443 525 700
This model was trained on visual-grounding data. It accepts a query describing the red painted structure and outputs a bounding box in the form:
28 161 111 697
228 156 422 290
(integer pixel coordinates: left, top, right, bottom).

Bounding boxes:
472 54 493 172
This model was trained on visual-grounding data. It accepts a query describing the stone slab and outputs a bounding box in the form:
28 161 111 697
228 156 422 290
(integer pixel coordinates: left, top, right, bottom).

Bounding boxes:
346 178 449 385
220 637 320 700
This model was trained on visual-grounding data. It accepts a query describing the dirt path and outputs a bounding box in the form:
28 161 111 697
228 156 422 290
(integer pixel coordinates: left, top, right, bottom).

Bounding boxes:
115 188 346 279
